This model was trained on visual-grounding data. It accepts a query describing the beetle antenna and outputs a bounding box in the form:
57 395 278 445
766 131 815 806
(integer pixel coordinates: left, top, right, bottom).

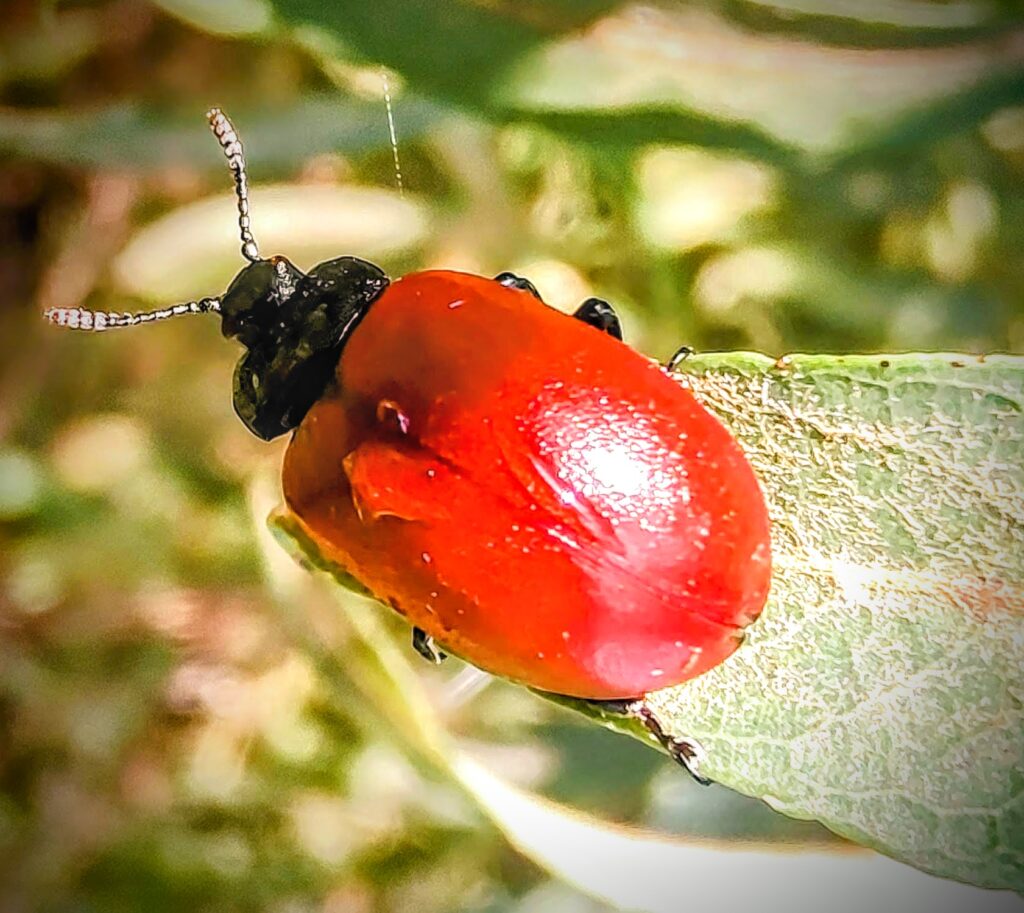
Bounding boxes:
44 297 221 332
206 107 260 263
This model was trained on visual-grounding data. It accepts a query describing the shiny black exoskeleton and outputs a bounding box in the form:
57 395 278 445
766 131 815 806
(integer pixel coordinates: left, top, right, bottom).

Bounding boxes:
220 255 389 440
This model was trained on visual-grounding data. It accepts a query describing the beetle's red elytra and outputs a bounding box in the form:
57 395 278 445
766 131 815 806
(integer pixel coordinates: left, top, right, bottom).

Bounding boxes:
284 270 771 698
45 109 772 702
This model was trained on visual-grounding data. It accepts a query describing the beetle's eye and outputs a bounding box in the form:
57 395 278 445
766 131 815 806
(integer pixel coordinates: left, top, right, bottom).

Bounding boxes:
376 399 411 436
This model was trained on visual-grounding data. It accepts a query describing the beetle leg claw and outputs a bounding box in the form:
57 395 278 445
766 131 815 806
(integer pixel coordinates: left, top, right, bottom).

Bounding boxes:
666 345 695 372
665 736 711 785
614 700 713 786
494 272 542 300
572 298 623 340
412 627 447 664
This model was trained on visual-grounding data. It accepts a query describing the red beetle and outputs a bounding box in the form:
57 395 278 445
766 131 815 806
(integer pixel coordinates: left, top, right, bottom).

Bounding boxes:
47 110 771 703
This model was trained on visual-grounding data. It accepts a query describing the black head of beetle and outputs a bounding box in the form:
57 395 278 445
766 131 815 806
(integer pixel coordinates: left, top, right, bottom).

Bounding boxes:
42 108 389 441
219 254 388 440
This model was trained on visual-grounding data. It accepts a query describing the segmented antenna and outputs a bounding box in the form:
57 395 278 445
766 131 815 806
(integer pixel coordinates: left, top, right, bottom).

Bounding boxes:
43 298 221 332
44 108 265 333
206 107 260 262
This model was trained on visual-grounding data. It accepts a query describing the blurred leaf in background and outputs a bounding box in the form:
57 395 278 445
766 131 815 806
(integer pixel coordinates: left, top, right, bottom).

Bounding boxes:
1 0 1022 911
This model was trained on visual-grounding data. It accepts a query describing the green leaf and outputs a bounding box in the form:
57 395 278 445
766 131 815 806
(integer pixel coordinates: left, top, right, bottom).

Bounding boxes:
620 353 1023 891
269 0 798 163
497 8 1024 157
271 351 1024 892
272 0 544 108
713 0 1018 48
0 96 445 170
269 0 1024 161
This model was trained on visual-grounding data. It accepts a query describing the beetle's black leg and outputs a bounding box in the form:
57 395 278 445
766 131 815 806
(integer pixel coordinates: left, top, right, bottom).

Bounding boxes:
573 298 622 341
635 702 711 785
412 627 447 665
494 272 542 300
665 345 695 372
602 699 712 785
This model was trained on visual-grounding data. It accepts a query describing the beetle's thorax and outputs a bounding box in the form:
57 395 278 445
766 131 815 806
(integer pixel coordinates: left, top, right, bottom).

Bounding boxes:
219 255 389 440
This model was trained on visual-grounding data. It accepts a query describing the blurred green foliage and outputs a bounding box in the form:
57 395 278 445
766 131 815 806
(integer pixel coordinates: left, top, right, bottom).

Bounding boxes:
1 0 1022 911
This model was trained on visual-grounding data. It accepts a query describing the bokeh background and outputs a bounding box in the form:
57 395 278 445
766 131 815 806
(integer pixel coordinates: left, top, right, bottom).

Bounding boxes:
2 1 1023 911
